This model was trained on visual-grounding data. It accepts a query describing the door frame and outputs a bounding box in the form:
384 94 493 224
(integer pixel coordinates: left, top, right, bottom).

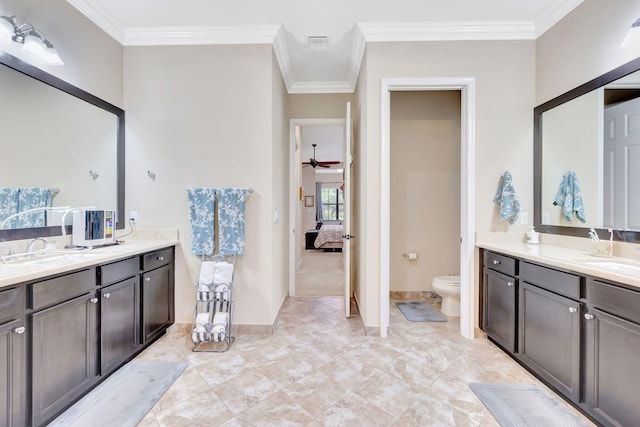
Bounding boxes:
289 118 347 297
380 77 476 339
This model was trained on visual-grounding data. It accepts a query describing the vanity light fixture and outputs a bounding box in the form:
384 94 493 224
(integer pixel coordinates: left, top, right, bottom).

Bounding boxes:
0 15 63 65
621 18 640 48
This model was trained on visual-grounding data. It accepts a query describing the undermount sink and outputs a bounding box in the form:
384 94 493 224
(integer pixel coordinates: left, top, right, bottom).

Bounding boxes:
0 263 47 278
584 259 640 276
24 252 103 267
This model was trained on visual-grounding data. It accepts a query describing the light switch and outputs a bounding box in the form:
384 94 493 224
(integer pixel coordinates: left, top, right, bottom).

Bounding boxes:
520 212 528 225
542 212 550 224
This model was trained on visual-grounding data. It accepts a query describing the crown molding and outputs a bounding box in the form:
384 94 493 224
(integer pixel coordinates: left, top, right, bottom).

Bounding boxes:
272 27 294 92
534 0 584 37
66 0 126 43
358 20 536 42
347 28 367 91
123 25 281 46
288 81 354 94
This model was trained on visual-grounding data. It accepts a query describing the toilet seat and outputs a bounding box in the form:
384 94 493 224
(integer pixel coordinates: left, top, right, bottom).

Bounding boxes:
432 275 461 317
433 275 460 287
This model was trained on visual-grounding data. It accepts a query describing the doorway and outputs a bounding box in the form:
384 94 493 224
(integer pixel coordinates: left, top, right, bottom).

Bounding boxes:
289 118 349 302
380 78 476 339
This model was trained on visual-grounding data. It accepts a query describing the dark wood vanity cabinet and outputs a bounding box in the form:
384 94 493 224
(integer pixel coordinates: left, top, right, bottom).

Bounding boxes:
483 267 517 353
0 287 26 427
583 279 640 427
141 248 175 344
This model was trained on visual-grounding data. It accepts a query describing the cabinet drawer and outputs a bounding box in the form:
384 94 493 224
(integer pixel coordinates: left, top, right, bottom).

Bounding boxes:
0 286 24 320
100 257 139 286
142 248 173 271
520 261 581 299
587 279 640 324
483 251 516 276
32 269 96 310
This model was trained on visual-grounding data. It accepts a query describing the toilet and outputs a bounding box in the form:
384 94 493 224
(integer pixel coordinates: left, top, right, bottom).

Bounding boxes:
432 275 461 317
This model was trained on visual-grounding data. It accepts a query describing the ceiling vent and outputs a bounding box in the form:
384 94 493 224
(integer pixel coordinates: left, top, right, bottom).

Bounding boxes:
307 35 328 49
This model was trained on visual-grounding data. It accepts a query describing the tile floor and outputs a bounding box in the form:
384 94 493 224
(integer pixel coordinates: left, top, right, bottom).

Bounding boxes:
135 297 594 426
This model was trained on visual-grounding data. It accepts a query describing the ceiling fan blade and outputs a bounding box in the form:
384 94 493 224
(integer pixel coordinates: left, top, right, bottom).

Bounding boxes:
318 164 332 168
317 161 341 165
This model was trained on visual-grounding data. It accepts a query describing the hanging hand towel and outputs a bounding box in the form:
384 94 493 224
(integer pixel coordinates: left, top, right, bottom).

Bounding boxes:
218 188 250 256
553 171 586 223
0 188 19 229
16 187 52 228
187 187 216 256
493 171 521 224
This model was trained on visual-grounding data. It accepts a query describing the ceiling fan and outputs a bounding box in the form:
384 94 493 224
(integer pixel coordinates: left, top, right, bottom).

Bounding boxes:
302 143 341 168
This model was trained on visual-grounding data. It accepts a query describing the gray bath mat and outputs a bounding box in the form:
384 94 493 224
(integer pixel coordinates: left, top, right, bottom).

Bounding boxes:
470 383 590 427
395 301 446 322
49 361 187 427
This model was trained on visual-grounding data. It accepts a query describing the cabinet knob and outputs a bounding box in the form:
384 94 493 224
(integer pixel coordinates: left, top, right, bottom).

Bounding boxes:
493 260 501 265
584 313 594 320
145 277 151 282
568 307 577 313
507 282 514 287
13 326 25 335
157 256 164 261
103 293 111 299
89 297 99 304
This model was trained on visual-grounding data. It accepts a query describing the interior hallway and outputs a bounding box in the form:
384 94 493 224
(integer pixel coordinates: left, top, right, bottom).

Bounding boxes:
295 251 345 297
134 298 593 426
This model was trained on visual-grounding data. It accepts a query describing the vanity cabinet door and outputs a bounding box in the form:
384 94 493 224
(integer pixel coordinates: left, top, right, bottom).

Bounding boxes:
483 268 517 353
101 276 140 375
584 308 640 427
519 282 581 402
141 264 174 344
0 318 26 427
31 293 99 427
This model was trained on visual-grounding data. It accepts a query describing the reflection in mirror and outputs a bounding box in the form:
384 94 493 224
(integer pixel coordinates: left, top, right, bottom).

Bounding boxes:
535 56 640 242
0 52 124 241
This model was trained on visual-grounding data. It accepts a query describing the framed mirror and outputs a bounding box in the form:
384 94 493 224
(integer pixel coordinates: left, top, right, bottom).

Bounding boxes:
534 56 640 242
0 52 124 241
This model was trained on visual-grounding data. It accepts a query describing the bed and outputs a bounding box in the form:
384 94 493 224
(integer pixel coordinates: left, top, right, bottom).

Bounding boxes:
314 223 343 250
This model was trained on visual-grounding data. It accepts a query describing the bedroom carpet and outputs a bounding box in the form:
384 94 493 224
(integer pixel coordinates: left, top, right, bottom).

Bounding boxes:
470 383 590 427
396 301 447 322
295 251 344 296
48 361 187 427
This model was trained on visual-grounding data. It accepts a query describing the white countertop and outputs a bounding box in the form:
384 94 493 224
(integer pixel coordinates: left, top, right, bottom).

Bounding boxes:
0 239 177 290
477 241 640 289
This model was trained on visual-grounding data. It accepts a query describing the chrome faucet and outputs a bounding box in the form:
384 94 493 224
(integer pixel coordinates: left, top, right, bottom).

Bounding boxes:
26 237 53 253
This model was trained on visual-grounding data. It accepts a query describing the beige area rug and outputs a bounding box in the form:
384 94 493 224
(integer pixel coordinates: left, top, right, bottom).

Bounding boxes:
295 251 345 297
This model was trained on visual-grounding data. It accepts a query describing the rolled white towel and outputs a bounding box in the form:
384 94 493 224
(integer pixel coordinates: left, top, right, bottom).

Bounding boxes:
214 262 234 284
193 312 211 332
213 311 228 326
199 261 216 284
213 283 230 300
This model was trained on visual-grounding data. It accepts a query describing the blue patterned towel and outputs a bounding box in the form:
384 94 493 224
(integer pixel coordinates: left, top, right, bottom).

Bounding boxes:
493 171 521 225
218 188 250 256
187 188 217 256
16 187 52 228
554 171 586 223
0 188 19 228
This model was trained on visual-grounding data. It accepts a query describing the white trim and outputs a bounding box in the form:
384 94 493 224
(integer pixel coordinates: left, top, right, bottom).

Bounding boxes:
273 27 294 92
124 25 281 46
289 118 347 298
359 21 536 42
348 28 367 90
380 77 476 339
66 0 126 43
534 0 584 37
289 81 354 94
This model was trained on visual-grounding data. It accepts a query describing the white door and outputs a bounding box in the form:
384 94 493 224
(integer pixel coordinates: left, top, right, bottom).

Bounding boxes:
343 102 352 317
604 97 640 229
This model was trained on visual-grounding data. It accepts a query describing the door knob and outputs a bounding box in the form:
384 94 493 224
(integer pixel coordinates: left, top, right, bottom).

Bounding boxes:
103 293 111 299
568 307 577 313
13 326 25 334
493 260 501 265
89 298 98 304
145 277 151 282
507 282 514 287
584 313 594 320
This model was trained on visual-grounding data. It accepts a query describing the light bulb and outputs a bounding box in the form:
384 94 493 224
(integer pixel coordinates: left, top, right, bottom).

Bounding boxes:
0 17 14 43
621 19 640 48
43 45 63 65
22 33 45 56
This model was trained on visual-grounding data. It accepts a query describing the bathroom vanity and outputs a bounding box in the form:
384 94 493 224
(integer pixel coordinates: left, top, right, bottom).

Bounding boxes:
0 241 175 427
479 242 640 427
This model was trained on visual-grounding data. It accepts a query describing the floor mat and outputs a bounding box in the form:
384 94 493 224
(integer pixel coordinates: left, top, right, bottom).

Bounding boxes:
470 383 590 427
49 361 187 427
395 301 446 322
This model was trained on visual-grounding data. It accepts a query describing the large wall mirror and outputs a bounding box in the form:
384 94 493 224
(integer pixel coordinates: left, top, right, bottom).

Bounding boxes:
0 52 124 241
534 56 640 242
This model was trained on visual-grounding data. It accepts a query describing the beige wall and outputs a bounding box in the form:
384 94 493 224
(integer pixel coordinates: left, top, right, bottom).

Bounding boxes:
536 0 640 105
288 93 355 119
0 0 123 107
390 91 461 292
123 44 282 326
361 40 536 327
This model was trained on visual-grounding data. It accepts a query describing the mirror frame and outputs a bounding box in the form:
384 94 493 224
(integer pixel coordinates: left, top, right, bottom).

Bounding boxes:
0 51 125 241
534 56 640 243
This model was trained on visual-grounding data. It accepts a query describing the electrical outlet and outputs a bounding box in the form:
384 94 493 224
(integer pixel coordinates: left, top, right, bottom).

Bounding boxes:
520 212 528 225
542 212 550 225
129 211 138 222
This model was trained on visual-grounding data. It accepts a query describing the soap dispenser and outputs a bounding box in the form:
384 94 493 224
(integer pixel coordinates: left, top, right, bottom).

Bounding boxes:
526 226 539 244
